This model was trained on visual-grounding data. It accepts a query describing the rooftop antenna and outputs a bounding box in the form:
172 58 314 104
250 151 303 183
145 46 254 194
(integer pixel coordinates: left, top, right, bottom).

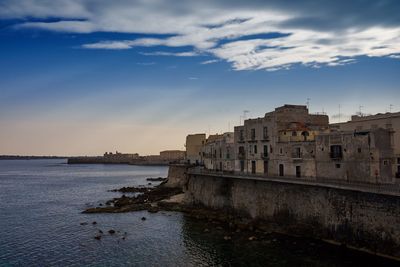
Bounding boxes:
358 105 364 117
243 110 250 120
228 121 231 132
338 104 341 123
389 104 393 113
306 98 311 110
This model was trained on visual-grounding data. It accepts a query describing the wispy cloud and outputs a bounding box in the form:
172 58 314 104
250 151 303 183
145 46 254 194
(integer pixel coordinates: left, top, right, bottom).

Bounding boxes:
139 51 199 57
3 0 400 71
201 59 220 65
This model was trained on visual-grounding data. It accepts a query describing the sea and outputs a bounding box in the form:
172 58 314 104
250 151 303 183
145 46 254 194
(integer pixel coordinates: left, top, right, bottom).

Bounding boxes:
0 159 398 267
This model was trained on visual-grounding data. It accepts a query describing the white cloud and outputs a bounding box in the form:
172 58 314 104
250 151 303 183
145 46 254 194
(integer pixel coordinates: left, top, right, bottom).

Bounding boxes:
139 51 199 57
3 0 400 71
201 59 220 65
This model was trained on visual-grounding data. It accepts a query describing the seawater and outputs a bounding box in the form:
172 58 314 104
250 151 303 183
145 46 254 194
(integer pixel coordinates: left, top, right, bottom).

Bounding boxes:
0 159 397 267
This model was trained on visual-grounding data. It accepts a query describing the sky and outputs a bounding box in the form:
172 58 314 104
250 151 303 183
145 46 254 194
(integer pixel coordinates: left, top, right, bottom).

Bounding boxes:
0 0 399 156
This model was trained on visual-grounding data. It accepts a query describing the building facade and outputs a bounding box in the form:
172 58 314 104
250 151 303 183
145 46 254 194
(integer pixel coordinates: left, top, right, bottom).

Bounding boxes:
315 129 394 183
185 133 206 165
202 132 234 171
234 105 329 178
331 112 400 178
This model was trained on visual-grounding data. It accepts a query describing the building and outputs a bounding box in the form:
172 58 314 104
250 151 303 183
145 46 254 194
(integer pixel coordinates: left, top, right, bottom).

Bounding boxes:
103 151 140 163
331 112 400 178
234 105 329 178
315 129 394 183
159 150 185 163
202 132 234 171
185 133 206 165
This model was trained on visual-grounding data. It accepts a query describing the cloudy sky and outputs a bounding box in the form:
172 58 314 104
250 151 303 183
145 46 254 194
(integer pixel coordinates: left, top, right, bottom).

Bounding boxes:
1 0 400 156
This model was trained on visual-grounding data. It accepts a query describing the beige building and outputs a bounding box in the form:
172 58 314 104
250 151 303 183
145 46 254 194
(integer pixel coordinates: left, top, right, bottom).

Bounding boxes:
185 133 206 165
331 112 400 178
202 132 234 171
234 104 329 178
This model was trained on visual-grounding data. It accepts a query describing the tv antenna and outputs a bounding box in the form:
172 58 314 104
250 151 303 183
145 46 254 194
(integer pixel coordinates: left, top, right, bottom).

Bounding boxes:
389 104 393 113
240 110 250 125
358 105 364 116
306 98 311 110
338 104 341 122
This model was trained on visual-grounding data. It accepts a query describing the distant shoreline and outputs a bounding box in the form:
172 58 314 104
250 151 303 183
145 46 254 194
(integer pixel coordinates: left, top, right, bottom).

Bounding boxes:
0 156 68 160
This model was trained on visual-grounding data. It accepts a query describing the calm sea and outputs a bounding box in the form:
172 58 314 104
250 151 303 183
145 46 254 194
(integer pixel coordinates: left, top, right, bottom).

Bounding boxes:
0 159 397 267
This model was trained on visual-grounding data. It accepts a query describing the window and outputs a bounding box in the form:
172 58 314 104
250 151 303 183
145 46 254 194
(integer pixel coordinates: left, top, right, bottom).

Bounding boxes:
254 145 257 154
357 148 362 153
280 148 283 154
263 145 268 157
336 163 341 168
279 164 284 176
292 131 297 136
239 130 244 141
330 145 343 159
296 166 301 178
251 128 256 140
293 147 301 158
398 158 400 164
263 127 268 139
383 160 388 166
226 148 230 159
301 131 309 141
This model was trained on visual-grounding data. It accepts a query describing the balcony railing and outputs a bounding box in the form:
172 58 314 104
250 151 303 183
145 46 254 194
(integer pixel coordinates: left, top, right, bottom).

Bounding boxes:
261 153 269 159
237 153 246 159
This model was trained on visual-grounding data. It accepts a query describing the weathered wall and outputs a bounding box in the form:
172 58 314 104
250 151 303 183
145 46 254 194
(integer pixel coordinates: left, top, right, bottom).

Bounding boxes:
165 164 189 188
185 174 400 259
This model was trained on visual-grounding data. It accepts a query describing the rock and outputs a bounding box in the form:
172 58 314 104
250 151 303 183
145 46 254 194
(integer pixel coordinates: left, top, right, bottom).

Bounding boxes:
141 217 146 221
224 236 232 241
204 228 210 233
108 229 116 234
99 203 103 206
248 236 257 241
99 230 103 234
80 222 88 226
148 183 152 185
94 235 102 240
92 221 97 225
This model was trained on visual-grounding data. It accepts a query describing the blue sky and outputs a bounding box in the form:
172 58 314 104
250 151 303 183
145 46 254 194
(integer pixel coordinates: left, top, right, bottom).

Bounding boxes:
0 0 399 156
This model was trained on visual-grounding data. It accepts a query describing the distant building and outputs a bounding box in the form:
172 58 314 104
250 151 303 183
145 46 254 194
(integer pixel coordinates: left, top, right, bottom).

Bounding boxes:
159 150 185 162
103 151 140 163
185 133 206 165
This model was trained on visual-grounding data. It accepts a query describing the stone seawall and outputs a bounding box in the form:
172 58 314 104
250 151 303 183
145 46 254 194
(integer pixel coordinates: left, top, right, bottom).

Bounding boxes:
184 173 400 259
165 164 189 188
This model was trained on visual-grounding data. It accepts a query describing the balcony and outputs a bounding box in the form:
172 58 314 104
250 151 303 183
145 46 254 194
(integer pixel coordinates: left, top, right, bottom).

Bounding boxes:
238 137 245 143
237 152 246 159
261 136 270 142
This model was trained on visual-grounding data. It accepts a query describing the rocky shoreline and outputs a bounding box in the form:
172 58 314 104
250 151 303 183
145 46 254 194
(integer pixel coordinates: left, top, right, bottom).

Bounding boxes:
84 180 295 236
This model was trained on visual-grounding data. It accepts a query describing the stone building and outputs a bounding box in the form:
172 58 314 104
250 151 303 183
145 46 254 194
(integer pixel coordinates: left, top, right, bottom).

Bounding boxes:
159 150 185 163
331 112 400 178
185 133 206 165
234 104 329 178
202 132 234 171
103 151 140 163
315 129 394 183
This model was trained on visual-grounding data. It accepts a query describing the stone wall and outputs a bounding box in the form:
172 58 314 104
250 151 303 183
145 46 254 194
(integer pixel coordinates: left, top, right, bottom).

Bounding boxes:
165 164 189 188
185 173 400 259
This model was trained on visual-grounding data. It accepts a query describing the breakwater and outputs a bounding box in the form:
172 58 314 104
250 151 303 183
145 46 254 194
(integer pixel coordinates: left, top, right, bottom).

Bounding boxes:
67 156 168 165
184 170 400 260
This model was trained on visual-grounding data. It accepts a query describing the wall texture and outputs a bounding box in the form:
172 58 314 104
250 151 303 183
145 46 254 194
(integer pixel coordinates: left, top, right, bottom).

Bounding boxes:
184 173 400 259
